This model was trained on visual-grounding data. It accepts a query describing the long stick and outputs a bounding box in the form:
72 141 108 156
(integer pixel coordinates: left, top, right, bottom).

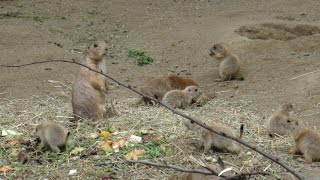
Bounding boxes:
0 60 304 179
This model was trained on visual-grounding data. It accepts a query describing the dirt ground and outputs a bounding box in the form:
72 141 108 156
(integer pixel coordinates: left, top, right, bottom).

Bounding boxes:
1 0 320 179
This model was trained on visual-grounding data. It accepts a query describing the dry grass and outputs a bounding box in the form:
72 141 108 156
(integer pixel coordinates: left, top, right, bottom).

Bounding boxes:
0 85 309 180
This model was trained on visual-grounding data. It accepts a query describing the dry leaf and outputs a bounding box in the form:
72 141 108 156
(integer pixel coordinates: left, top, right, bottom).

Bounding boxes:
129 135 142 143
113 139 125 147
99 131 112 138
100 143 113 153
9 139 21 146
125 149 145 160
70 147 85 155
0 165 12 173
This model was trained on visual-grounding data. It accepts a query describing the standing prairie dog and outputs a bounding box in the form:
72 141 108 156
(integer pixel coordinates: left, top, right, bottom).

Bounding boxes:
72 40 108 123
36 121 70 153
138 75 199 105
265 103 297 137
209 43 243 81
184 120 243 154
286 118 320 163
162 86 203 109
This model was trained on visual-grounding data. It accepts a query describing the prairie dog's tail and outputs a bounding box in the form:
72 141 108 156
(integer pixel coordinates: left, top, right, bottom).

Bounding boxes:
239 124 244 139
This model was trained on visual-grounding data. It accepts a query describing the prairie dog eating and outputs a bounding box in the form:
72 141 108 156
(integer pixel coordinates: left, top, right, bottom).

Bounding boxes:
287 118 320 163
265 103 297 137
184 120 243 154
209 43 243 81
139 74 199 105
162 86 203 109
36 122 70 153
72 40 108 123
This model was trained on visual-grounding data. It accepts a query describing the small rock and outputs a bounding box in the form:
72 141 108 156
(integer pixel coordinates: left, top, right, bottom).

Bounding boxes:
175 65 178 68
69 169 77 176
121 69 127 71
300 13 306 16
181 69 188 72
111 62 118 64
192 65 197 67
303 53 310 56
234 85 239 89
186 72 192 75
290 52 296 55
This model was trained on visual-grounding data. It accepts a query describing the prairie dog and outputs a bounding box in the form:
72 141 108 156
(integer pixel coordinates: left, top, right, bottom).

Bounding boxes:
162 86 203 109
36 122 70 153
184 120 243 154
286 118 320 162
139 75 198 105
265 103 297 137
72 40 108 122
209 43 243 81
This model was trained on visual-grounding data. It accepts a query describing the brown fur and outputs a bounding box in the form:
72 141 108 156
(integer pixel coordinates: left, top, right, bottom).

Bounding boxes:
36 121 69 153
184 120 243 154
162 86 203 109
72 40 108 123
265 103 297 137
139 75 198 105
209 43 243 81
287 118 320 162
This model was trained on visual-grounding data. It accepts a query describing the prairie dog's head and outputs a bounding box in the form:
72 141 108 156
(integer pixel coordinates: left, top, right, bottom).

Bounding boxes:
286 117 302 135
209 43 228 59
184 119 201 132
184 86 203 100
278 103 294 113
85 40 108 61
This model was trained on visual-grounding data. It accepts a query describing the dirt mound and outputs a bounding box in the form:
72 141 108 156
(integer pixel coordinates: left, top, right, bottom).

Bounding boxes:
236 23 320 41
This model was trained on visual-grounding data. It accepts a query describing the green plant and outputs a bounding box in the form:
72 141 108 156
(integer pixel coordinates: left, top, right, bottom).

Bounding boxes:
128 49 153 66
0 12 20 19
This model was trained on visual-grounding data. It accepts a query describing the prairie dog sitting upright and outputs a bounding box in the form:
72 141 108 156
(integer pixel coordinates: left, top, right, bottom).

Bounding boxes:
184 120 243 154
72 40 108 123
265 103 297 137
286 118 320 163
139 74 199 105
36 121 70 153
162 86 203 109
209 43 243 81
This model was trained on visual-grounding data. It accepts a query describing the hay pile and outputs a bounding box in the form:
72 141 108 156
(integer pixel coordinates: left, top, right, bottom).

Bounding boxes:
0 88 302 179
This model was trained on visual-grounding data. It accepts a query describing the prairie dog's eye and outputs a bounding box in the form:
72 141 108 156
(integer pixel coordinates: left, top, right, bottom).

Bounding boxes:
195 88 198 92
287 119 291 123
94 44 98 48
188 89 191 92
191 121 194 124
213 46 217 50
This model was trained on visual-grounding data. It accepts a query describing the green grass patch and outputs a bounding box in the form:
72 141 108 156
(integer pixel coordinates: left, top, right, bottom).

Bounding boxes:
128 49 153 66
0 12 20 19
121 142 165 159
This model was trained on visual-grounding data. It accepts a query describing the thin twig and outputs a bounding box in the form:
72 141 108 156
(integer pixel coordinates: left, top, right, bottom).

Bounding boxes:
289 70 320 80
126 160 214 175
0 59 304 180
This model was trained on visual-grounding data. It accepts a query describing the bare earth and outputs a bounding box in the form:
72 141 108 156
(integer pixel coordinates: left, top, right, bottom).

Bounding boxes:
1 0 320 179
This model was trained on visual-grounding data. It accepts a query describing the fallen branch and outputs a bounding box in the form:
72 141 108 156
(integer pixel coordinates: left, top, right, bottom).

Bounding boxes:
127 160 269 179
0 59 304 180
126 160 214 175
